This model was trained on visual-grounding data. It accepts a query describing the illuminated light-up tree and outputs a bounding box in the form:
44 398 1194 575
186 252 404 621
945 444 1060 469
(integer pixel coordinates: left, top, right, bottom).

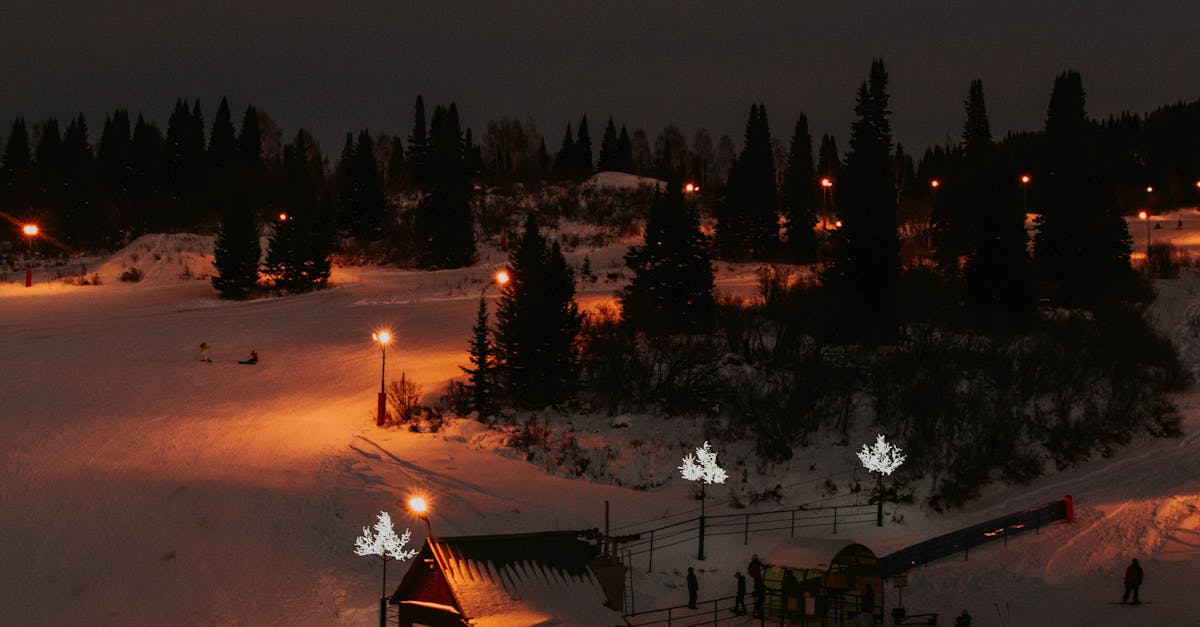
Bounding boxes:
857 434 907 527
354 511 418 599
679 441 728 560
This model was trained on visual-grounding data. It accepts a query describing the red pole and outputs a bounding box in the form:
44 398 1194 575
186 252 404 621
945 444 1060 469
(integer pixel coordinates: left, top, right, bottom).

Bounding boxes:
1064 495 1074 523
25 268 32 287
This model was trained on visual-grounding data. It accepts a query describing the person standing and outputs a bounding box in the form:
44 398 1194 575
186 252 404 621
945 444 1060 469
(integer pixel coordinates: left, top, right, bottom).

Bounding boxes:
747 553 764 587
733 572 747 615
686 567 698 609
199 341 211 362
1122 558 1143 604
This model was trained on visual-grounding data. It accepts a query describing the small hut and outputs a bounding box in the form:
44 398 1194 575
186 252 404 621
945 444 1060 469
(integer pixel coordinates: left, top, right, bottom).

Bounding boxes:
763 539 882 623
388 530 626 627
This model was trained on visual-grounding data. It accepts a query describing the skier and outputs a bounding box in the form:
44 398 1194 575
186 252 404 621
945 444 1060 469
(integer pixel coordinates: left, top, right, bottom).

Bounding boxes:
686 567 698 609
238 350 258 365
733 572 747 615
199 341 211 362
1122 558 1143 604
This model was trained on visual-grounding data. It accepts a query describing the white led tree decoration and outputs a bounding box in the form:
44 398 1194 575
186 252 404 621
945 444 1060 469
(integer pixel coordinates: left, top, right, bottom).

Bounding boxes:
679 441 727 559
354 511 418 598
857 434 906 526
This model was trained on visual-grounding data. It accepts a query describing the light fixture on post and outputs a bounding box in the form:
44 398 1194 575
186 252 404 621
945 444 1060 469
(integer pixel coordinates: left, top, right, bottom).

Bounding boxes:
21 223 39 287
407 496 432 538
1020 174 1031 214
820 177 833 229
372 330 392 426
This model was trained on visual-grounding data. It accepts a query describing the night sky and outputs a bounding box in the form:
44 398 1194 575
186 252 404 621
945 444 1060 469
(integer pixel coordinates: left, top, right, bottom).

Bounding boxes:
3 1 1197 157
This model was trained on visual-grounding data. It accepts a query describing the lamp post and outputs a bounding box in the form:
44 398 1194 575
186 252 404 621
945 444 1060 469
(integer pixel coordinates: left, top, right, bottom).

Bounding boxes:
372 330 392 426
407 496 432 538
1194 180 1199 208
820 177 833 229
1138 210 1151 262
1020 175 1031 214
22 223 38 287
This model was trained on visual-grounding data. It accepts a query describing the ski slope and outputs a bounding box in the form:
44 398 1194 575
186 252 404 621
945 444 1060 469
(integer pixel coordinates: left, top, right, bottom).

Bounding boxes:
3 215 1200 625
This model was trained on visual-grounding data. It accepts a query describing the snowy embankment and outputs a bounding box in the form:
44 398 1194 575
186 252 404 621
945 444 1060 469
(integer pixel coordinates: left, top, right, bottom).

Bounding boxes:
2 218 1200 625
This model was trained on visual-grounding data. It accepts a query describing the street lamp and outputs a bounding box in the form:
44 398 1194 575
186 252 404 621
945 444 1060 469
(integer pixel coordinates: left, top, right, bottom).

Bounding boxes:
372 330 392 426
1020 175 1031 214
21 223 39 287
684 182 699 194
407 496 432 538
1138 210 1151 262
820 177 833 229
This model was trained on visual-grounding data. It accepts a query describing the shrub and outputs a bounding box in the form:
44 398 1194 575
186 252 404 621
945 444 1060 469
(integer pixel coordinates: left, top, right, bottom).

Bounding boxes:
119 267 144 282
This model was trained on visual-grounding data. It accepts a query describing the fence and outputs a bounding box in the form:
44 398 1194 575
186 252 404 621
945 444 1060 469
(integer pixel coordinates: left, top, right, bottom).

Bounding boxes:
623 504 878 574
878 495 1073 578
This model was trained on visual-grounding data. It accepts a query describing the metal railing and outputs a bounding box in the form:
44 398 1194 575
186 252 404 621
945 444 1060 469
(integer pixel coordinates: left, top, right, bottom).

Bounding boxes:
879 496 1071 578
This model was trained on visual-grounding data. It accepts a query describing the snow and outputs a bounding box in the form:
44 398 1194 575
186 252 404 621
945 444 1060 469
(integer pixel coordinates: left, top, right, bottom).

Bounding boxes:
2 220 1200 626
585 171 664 191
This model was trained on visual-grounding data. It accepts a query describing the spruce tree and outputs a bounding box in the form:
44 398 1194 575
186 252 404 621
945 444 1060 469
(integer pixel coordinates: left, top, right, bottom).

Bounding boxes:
208 98 237 170
616 125 633 173
237 106 264 176
1033 70 1134 307
620 179 716 334
1 118 32 212
386 136 405 193
715 103 778 259
211 193 261 298
783 114 818 262
494 214 582 408
461 296 500 418
597 117 620 172
97 110 132 201
59 115 97 247
338 130 387 240
553 123 575 179
264 131 331 293
575 115 593 178
411 103 475 267
822 60 900 343
406 95 429 188
129 115 163 232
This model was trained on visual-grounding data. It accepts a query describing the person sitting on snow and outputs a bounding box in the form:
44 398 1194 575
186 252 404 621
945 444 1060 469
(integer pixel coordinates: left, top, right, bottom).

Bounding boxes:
238 350 258 365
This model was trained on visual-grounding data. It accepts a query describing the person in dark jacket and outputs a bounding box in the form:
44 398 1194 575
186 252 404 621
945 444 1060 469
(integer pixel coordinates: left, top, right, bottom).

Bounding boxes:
686 567 698 609
1122 558 1143 604
955 609 972 626
733 572 747 615
747 554 764 586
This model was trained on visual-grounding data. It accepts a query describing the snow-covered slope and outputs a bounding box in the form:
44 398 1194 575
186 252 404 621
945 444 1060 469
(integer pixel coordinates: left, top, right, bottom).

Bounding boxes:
2 222 1199 625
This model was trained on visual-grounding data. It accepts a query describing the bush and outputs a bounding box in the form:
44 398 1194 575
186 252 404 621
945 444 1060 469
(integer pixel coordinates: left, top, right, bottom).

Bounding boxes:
1147 241 1188 278
119 267 144 282
384 373 422 425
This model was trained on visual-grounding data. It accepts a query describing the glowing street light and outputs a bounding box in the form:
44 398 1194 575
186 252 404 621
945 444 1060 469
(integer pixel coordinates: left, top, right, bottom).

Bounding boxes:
1020 175 1031 214
278 212 288 222
930 179 940 190
494 270 509 287
1138 210 1151 261
407 496 432 537
372 330 392 426
820 177 833 229
684 182 699 194
21 223 39 287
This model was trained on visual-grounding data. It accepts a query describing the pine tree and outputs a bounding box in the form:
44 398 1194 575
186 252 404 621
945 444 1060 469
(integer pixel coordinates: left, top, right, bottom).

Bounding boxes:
412 103 474 267
460 297 500 418
715 104 778 259
1033 70 1134 307
405 95 429 188
1 118 32 212
553 123 575 179
237 106 264 176
597 117 620 172
129 115 163 232
822 60 900 343
621 178 715 334
211 193 261 298
97 110 132 201
958 79 1034 329
494 214 582 408
209 98 237 170
783 114 818 262
338 129 387 239
616 125 633 173
386 136 405 193
575 115 593 178
59 115 98 247
264 131 331 293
